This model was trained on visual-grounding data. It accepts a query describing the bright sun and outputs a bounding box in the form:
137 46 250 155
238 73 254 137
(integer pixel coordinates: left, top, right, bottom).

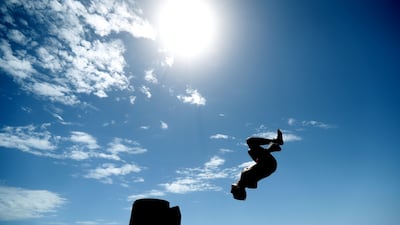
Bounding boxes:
157 0 216 58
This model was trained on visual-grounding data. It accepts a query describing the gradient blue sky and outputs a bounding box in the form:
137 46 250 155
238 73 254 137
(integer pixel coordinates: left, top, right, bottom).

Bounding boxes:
1 0 399 225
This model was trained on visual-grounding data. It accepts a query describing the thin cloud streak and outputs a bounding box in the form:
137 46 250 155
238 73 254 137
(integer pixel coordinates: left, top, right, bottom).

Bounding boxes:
0 185 66 221
210 134 234 139
288 118 336 129
84 163 142 184
0 124 57 151
107 138 147 155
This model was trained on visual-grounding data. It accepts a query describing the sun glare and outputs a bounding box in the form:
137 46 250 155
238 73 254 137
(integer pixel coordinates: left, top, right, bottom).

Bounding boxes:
157 0 216 59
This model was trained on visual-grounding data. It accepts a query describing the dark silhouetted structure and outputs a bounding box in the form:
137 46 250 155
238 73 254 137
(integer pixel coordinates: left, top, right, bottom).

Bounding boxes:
129 198 181 225
231 129 284 200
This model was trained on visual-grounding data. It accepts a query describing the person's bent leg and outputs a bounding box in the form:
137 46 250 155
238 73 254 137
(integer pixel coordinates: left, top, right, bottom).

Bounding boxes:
246 137 273 149
267 143 281 152
247 129 283 148
276 129 284 145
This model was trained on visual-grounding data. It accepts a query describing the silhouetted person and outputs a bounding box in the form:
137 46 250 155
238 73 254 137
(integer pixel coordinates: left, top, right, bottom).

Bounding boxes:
231 129 283 200
129 198 181 225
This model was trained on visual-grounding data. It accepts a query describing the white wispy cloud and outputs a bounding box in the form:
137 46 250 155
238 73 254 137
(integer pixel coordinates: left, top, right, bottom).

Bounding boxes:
210 133 233 139
51 113 67 124
140 85 152 98
70 131 99 150
129 96 136 105
301 120 335 129
67 149 120 161
67 134 147 161
219 148 234 154
0 124 57 152
144 69 158 84
102 120 116 127
0 0 156 105
160 121 169 130
140 126 150 130
107 138 147 155
177 88 206 106
288 118 335 129
21 106 32 113
84 163 142 184
0 185 66 221
29 82 79 106
204 156 225 168
68 150 91 161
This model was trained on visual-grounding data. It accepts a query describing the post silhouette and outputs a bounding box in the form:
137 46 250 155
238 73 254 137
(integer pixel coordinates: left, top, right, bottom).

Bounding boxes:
129 198 181 225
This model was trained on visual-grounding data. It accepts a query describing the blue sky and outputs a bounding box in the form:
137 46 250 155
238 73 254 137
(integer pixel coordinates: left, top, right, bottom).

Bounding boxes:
0 0 399 224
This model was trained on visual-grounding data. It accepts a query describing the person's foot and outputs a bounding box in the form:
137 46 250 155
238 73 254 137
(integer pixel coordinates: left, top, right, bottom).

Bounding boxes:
275 129 284 145
268 143 281 151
